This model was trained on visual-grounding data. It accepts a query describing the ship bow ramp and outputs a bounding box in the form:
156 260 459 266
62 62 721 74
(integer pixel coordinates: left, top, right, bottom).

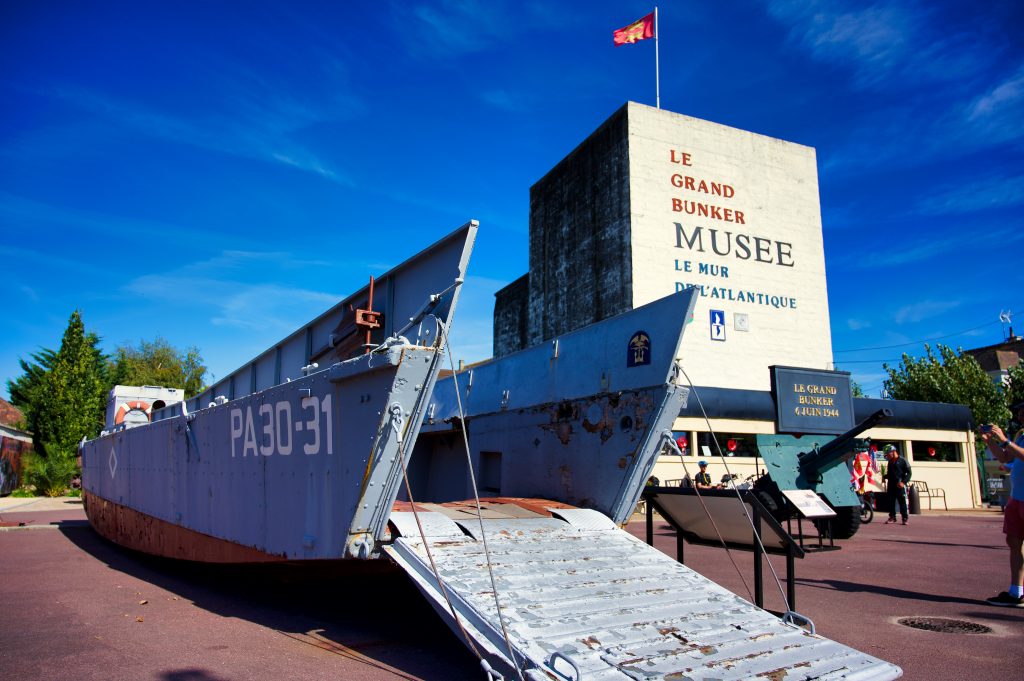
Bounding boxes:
80 221 478 562
385 508 901 681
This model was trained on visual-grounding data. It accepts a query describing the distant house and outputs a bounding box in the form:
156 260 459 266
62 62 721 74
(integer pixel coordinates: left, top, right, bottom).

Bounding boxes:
0 397 32 495
963 336 1023 385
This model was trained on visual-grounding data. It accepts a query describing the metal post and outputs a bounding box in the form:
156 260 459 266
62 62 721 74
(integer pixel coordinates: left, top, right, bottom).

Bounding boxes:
654 6 660 109
646 495 654 546
787 542 796 611
752 503 764 609
677 525 685 564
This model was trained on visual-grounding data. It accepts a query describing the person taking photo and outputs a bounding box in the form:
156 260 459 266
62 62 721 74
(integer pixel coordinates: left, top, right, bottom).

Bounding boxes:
980 400 1024 608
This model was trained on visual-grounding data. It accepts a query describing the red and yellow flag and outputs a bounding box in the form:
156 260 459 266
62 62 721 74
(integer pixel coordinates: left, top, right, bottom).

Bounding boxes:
613 12 655 46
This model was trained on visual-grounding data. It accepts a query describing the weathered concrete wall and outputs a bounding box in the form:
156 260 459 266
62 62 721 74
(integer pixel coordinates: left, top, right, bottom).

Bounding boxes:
493 274 530 357
525 104 634 348
496 102 832 390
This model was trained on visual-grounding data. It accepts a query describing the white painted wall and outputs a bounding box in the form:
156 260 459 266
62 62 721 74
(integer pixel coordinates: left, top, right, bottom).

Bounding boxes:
651 418 981 509
627 102 832 390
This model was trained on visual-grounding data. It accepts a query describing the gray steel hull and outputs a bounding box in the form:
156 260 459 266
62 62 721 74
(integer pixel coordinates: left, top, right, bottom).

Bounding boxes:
412 288 698 524
80 221 478 562
82 344 440 561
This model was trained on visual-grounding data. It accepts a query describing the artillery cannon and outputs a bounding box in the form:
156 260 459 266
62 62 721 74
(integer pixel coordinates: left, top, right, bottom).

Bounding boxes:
752 408 892 539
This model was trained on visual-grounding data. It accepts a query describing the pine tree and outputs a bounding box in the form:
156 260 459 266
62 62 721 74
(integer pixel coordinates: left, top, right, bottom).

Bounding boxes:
7 347 57 441
35 311 109 457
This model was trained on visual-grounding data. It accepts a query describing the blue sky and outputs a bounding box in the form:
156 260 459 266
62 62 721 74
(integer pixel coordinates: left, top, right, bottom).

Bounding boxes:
2 0 1022 400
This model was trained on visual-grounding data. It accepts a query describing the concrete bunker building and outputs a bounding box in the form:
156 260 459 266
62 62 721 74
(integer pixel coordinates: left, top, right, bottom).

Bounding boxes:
493 102 980 509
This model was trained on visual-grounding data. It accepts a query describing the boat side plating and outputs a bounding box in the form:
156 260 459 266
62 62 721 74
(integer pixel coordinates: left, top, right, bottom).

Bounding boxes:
81 221 479 561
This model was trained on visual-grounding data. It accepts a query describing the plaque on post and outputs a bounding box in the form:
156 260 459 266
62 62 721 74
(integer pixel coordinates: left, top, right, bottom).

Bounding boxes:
770 366 854 435
781 489 837 518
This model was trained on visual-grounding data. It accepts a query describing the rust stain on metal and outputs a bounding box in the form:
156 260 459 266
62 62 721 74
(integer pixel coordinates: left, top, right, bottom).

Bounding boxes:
83 491 286 563
580 636 601 649
617 457 627 469
756 669 788 680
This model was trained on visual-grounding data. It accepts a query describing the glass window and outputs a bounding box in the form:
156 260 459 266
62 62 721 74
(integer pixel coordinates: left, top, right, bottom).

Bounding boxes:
869 441 902 463
696 432 760 458
910 440 962 463
670 431 691 456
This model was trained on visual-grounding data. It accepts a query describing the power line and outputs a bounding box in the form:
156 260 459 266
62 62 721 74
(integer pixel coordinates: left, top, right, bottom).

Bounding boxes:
833 320 998 353
833 358 901 364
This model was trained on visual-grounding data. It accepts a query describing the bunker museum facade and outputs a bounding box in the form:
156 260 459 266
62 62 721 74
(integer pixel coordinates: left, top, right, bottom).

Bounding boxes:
494 102 981 509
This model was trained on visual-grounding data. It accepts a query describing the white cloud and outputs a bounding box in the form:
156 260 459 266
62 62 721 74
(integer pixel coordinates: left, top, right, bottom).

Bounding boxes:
863 224 1024 268
892 299 961 325
126 273 340 332
969 63 1024 120
122 249 348 333
44 86 353 186
481 89 527 112
846 318 872 330
766 0 988 88
0 190 213 244
915 173 1024 216
394 0 516 57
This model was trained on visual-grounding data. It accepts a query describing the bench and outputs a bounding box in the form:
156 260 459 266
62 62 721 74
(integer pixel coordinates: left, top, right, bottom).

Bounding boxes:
663 478 690 487
912 481 948 510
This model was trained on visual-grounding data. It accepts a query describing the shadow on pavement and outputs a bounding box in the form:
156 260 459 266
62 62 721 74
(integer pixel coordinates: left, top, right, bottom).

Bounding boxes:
871 537 1004 551
160 670 230 681
60 523 479 680
795 577 989 607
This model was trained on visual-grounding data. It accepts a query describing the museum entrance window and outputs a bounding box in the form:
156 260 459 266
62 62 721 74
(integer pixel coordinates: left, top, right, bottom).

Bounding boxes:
910 440 962 463
695 432 759 458
670 431 690 456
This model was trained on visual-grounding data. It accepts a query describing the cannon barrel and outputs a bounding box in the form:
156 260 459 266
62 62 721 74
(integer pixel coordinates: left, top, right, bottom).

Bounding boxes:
797 408 893 475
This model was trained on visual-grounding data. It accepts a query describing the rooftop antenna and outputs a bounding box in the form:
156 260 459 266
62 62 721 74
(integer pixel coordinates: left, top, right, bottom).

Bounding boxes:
999 310 1014 340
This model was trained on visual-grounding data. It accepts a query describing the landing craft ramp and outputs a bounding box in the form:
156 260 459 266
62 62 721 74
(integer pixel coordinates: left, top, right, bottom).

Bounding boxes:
385 506 901 681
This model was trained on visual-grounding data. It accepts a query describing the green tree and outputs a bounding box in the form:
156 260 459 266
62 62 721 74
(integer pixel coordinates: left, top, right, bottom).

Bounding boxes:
851 380 866 398
7 347 57 437
109 338 207 398
1006 363 1024 413
883 343 1010 428
34 311 109 457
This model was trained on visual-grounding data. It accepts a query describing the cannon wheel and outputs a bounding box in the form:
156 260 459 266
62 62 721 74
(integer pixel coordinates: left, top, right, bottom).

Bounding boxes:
814 501 861 539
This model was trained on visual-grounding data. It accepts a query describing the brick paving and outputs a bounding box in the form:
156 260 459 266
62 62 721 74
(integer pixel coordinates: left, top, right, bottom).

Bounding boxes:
1 499 1020 680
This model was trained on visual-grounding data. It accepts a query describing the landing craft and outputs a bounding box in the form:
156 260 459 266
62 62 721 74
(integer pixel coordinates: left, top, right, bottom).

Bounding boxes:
79 221 900 679
81 220 478 561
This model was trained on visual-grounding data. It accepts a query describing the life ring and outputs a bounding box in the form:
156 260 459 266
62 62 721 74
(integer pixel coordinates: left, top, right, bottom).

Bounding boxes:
114 400 152 425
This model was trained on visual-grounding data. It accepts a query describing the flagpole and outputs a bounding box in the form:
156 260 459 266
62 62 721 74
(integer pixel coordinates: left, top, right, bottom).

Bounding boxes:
654 6 660 108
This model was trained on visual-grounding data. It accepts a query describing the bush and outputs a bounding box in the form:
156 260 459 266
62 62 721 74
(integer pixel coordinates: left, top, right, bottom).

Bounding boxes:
10 486 36 498
23 446 79 497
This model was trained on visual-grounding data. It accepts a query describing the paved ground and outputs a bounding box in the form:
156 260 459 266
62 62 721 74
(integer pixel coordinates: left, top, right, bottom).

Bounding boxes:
1 499 1020 680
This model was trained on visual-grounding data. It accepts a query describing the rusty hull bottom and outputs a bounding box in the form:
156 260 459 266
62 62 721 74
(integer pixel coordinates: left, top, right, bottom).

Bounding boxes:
83 492 287 564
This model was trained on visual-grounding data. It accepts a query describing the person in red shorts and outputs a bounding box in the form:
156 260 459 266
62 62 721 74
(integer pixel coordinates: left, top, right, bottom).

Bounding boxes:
981 400 1024 608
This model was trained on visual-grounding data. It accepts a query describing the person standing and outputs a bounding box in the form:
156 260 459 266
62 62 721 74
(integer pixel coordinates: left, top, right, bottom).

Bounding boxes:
883 444 911 525
981 401 1024 608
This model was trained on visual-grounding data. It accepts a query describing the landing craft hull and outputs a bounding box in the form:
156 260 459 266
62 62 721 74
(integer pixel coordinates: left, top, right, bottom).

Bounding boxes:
410 287 700 523
80 221 477 562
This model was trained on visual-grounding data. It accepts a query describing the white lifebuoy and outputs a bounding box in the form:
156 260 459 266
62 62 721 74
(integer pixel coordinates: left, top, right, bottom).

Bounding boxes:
114 400 152 425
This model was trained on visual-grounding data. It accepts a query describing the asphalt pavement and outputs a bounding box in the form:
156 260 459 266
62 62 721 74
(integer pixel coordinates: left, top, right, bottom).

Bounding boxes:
1 498 1020 680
